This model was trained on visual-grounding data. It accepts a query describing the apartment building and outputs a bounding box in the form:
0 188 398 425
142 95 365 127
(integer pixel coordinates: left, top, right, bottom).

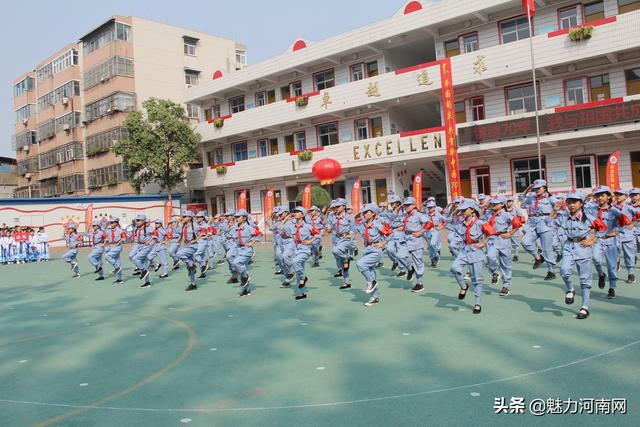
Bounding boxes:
184 0 640 220
12 16 246 198
0 156 17 198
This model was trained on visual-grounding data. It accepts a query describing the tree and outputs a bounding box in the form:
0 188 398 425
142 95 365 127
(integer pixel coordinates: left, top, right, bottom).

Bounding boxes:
295 185 332 208
113 98 201 194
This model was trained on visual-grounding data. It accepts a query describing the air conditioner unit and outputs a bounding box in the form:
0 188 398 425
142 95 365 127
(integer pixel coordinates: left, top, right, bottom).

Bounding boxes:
106 108 113 114
22 118 28 125
186 84 193 89
25 173 32 179
62 97 69 106
62 123 71 131
100 77 106 83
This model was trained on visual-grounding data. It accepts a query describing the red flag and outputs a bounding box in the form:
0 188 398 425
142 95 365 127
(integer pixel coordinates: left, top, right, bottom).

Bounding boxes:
606 151 620 190
413 172 423 206
264 188 275 218
164 197 173 225
352 179 362 214
84 204 94 232
522 0 535 17
302 184 312 210
238 190 247 210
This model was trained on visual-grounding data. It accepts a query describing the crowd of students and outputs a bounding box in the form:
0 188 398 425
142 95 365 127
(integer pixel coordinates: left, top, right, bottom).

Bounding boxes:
0 225 49 264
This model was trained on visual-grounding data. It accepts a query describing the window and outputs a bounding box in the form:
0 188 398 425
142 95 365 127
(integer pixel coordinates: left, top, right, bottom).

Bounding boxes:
500 16 530 44
38 80 81 111
37 120 56 141
266 90 276 104
512 157 546 193
475 167 490 195
295 132 306 150
361 180 372 204
229 96 245 114
255 91 266 107
184 37 197 56
444 39 460 58
185 70 199 86
86 127 129 156
351 63 365 82
280 85 290 100
318 122 339 146
235 49 247 69
215 148 224 165
355 119 369 140
186 104 200 119
455 101 466 123
506 84 538 114
565 78 586 105
36 49 78 82
15 105 34 123
116 22 131 41
270 138 279 155
12 130 37 150
88 163 127 188
584 1 604 23
371 117 383 137
234 142 248 162
39 142 84 169
13 77 34 98
59 174 85 194
558 5 581 29
85 92 135 122
205 105 221 120
84 23 131 56
84 56 134 89
590 74 610 101
258 139 269 157
461 33 479 53
290 81 302 97
619 0 640 13
471 97 485 121
573 156 595 189
625 68 640 96
367 61 379 77
314 69 335 90
54 112 81 133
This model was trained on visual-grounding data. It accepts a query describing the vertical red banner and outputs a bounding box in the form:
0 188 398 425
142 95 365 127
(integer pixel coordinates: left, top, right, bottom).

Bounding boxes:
302 184 312 210
413 172 423 206
84 204 94 232
440 58 461 199
265 188 275 218
164 197 173 225
352 179 362 214
606 151 620 190
238 190 247 210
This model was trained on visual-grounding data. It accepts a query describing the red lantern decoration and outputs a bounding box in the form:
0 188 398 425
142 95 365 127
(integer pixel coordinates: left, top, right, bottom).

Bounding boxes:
312 158 342 185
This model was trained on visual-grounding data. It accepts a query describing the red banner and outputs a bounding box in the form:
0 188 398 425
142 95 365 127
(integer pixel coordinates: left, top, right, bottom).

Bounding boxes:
440 58 461 199
84 204 94 232
413 172 423 206
352 179 362 214
606 151 620 190
302 184 312 210
164 198 173 225
238 190 247 210
265 188 275 217
522 0 535 17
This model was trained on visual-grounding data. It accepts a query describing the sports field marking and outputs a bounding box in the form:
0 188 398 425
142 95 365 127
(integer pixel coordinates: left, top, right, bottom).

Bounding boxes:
3 338 637 415
470 392 480 397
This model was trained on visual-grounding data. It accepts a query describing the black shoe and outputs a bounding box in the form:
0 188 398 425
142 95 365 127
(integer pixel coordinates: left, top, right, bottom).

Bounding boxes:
200 266 206 275
188 264 197 276
354 248 359 256
491 273 499 285
544 272 556 281
312 261 320 267
114 266 122 275
431 257 439 268
95 276 105 281
473 304 482 314
366 280 378 294
339 283 351 290
499 287 510 296
391 262 398 271
172 260 180 269
627 274 636 284
248 260 254 265
132 271 141 276
333 271 343 278
133 268 140 274
298 276 308 289
114 279 124 285
159 273 168 279
185 283 198 292
72 273 80 278
240 289 251 298
376 262 384 268
241 275 250 287
227 277 239 284
197 273 207 279
598 274 606 289
565 290 575 305
556 253 563 263
396 271 407 277
295 294 307 300
458 284 469 300
139 282 151 289
140 270 149 281
576 307 590 319
512 255 519 262
286 273 294 281
280 282 291 288
364 298 380 307
154 264 161 272
532 256 544 269
411 284 424 293
216 259 225 265
607 288 616 299
407 267 415 281
275 270 284 275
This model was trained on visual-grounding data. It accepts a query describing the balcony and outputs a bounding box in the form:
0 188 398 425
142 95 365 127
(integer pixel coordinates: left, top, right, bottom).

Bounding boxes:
188 127 445 189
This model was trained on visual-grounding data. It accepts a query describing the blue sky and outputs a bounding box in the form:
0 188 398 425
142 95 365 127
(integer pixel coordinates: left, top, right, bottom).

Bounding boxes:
2 0 415 157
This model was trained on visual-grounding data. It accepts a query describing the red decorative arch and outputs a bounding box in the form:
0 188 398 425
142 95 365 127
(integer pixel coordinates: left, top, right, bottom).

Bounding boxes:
292 39 307 52
403 1 423 14
212 70 223 80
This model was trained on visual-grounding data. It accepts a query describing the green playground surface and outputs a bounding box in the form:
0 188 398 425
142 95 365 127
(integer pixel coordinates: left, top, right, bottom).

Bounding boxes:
0 243 639 426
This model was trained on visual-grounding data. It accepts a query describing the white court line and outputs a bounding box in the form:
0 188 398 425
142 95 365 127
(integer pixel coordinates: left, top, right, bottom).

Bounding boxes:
0 338 638 413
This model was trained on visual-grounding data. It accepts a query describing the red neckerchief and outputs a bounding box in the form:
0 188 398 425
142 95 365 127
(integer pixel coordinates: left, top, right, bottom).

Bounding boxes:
295 222 302 243
364 222 372 243
403 209 414 228
598 205 610 220
237 225 244 245
466 217 478 244
489 210 501 227
92 232 95 246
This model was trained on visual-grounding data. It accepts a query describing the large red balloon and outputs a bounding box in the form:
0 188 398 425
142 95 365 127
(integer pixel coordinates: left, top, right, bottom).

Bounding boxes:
312 158 342 185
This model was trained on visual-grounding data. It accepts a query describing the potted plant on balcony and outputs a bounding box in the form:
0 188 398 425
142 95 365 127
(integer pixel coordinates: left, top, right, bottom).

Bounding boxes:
216 165 228 175
568 26 593 42
297 150 313 161
214 118 224 128
295 96 308 107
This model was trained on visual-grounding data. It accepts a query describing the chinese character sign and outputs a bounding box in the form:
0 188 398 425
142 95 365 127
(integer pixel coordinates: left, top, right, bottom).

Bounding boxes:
84 204 94 232
413 172 423 206
352 179 362 214
164 199 173 225
264 188 275 218
440 58 461 199
606 151 620 190
302 184 312 210
238 190 247 210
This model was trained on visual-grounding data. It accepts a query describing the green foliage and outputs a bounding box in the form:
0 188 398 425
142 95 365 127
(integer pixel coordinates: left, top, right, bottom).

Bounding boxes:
214 118 224 127
295 96 308 107
113 98 201 194
294 185 332 208
569 26 593 41
297 150 313 161
216 166 228 175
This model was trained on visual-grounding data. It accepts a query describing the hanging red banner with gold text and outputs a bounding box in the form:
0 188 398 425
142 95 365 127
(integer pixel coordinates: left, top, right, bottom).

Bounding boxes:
440 58 461 199
352 179 362 214
302 184 312 210
413 172 423 206
84 204 94 232
265 188 275 218
164 198 173 225
238 190 247 210
606 151 620 191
